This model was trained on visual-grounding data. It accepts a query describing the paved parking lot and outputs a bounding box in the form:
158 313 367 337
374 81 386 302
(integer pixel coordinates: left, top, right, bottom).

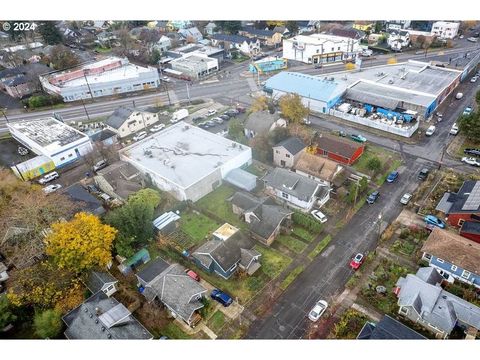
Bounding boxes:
0 138 35 168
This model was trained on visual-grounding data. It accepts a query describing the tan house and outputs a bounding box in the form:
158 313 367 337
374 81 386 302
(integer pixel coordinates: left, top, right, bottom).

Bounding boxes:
272 137 305 168
238 27 283 46
294 150 343 187
105 106 160 138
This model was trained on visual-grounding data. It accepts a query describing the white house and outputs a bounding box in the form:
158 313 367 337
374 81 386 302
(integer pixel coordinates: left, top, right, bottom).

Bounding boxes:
387 30 411 51
211 34 261 56
244 111 287 139
431 21 460 39
282 33 362 64
154 35 172 52
105 106 159 138
170 53 219 80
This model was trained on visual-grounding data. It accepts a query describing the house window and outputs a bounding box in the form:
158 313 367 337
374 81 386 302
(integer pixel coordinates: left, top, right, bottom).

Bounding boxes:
338 47 340 50
285 154 291 158
276 150 280 154
437 258 444 263
60 157 65 161
331 47 334 51
423 253 432 260
400 307 408 315
458 219 465 226
461 270 471 279
451 265 457 271
281 192 289 199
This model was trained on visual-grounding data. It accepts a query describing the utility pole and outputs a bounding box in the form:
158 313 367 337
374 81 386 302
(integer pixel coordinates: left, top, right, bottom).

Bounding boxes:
164 82 172 106
83 71 95 101
377 213 383 242
80 98 91 121
1 108 9 123
185 82 191 104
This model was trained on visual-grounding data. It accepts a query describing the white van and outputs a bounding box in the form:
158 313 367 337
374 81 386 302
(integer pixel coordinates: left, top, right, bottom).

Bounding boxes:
455 92 464 100
133 131 147 141
170 108 189 123
38 171 59 184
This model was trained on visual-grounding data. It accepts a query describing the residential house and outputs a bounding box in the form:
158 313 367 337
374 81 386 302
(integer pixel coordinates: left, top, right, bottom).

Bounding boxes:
0 63 50 98
273 26 290 37
154 35 172 53
86 270 118 297
62 291 153 339
262 167 330 212
385 21 412 31
431 21 460 39
244 111 287 139
178 27 203 43
272 137 306 168
387 30 411 51
460 221 480 244
94 161 143 201
96 31 117 47
297 21 321 34
65 184 105 216
88 128 118 147
435 181 480 228
192 223 262 279
328 28 366 41
357 315 426 339
421 227 480 289
230 191 293 246
136 257 207 327
294 150 343 187
238 27 283 46
204 22 217 36
167 21 193 31
311 133 364 165
395 267 480 338
211 34 261 56
105 106 160 138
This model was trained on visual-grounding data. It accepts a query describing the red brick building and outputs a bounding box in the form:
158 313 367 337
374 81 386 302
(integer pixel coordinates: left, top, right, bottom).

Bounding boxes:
435 181 480 228
312 134 364 165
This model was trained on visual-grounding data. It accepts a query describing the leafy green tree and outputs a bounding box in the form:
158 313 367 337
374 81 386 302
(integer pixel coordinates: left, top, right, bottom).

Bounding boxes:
346 177 368 204
105 189 161 257
475 90 480 106
269 127 290 145
0 296 17 329
34 309 62 339
366 156 382 174
250 134 272 163
37 22 63 45
215 21 242 34
458 113 480 141
279 94 309 124
286 21 299 34
228 119 246 143
150 49 162 65
374 21 383 33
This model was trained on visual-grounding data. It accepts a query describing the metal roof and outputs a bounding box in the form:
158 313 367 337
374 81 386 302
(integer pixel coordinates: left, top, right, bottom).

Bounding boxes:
153 211 181 231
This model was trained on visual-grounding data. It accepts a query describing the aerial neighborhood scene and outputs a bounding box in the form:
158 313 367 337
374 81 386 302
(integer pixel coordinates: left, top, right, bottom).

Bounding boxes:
2 12 480 347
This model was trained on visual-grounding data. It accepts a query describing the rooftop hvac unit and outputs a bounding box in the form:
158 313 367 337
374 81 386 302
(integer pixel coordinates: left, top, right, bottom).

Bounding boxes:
388 79 394 84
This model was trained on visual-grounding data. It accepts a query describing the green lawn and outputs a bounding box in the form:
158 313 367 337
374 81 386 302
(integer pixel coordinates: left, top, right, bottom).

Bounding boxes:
160 323 192 339
308 235 332 260
94 46 113 53
179 211 220 245
456 137 480 158
255 245 292 279
207 310 226 333
280 265 305 290
376 159 403 186
245 163 267 177
195 185 244 228
276 234 308 254
352 145 403 185
291 226 316 242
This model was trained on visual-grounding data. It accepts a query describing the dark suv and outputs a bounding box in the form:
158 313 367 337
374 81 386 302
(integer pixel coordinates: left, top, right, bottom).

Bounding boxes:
418 168 429 181
211 289 233 307
464 148 480 157
366 191 380 204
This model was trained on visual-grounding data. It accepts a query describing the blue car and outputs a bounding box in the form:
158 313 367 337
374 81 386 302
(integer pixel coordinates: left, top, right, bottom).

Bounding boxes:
386 171 399 183
211 289 233 307
366 191 380 204
424 215 446 229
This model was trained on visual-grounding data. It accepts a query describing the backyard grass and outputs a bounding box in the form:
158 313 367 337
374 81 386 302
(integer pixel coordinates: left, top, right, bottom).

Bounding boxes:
195 185 244 228
291 226 316 242
280 265 305 290
207 310 226 333
179 211 220 245
254 245 292 279
245 163 267 177
308 235 332 260
391 226 429 258
94 46 112 53
160 323 192 339
276 234 308 254
352 145 403 185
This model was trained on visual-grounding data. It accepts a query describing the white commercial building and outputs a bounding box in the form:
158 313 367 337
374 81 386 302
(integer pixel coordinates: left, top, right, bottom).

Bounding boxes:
282 34 362 64
170 53 219 80
7 117 93 167
40 57 160 102
119 122 252 202
431 21 460 39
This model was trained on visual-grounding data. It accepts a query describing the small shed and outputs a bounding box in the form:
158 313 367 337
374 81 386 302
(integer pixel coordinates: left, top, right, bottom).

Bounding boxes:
118 248 151 275
153 211 181 235
224 168 257 191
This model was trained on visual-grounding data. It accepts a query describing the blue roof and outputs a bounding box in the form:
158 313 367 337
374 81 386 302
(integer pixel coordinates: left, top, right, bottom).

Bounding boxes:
265 72 344 103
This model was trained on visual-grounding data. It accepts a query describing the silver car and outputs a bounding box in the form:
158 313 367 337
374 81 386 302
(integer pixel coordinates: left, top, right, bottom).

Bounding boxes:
308 300 328 322
400 193 413 205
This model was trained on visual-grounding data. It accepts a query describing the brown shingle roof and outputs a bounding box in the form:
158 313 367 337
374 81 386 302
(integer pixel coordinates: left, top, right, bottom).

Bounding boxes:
315 134 363 160
421 227 480 274
295 150 342 182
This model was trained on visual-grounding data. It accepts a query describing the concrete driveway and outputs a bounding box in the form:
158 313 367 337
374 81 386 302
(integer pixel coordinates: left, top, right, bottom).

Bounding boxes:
199 277 244 320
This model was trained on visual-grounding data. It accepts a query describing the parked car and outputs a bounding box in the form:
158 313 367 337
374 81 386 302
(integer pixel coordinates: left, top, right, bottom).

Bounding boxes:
213 117 224 124
311 210 327 223
436 112 443 122
400 193 413 205
350 134 367 143
150 124 166 132
98 192 113 203
449 123 459 135
462 157 480 167
207 109 217 116
42 184 62 194
192 116 204 123
425 125 436 136
418 168 430 181
133 131 147 141
308 300 328 322
161 76 171 82
236 107 246 113
38 171 59 184
386 170 399 183
467 37 478 43
350 253 364 270
366 191 380 204
338 130 347 137
471 76 478 83
93 159 108 172
86 184 100 194
424 215 446 229
185 269 200 282
211 289 233 307
219 114 230 121
225 109 239 116
464 148 480 157
463 107 473 116
302 118 312 125
455 92 464 99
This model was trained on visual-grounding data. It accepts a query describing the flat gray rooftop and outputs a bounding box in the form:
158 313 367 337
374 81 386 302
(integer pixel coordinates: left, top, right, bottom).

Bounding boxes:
120 122 251 189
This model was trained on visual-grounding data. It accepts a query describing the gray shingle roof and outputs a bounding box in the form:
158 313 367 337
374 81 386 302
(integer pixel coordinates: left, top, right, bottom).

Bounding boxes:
245 111 279 134
136 257 170 284
231 191 263 212
211 33 257 44
273 137 305 156
105 106 136 129
63 291 152 339
65 184 105 215
263 167 320 202
86 271 117 293
357 315 426 339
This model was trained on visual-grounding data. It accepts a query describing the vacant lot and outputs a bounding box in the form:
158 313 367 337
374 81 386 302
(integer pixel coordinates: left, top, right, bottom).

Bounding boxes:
179 210 220 245
276 234 308 254
255 245 292 279
352 145 403 185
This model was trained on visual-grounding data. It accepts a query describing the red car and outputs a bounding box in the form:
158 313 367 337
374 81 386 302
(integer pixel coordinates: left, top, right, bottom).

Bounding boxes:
350 253 364 270
185 269 200 282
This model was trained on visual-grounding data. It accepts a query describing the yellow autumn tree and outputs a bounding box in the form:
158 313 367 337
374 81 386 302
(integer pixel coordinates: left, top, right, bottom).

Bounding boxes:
250 95 269 113
45 212 117 273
